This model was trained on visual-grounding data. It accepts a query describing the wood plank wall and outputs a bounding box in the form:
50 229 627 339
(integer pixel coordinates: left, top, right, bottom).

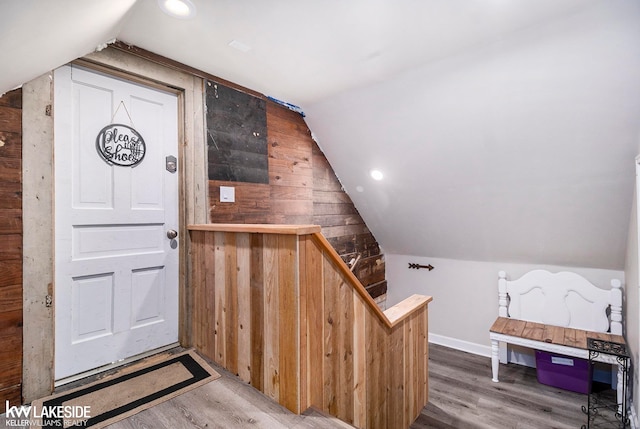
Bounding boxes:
208 98 386 299
189 227 429 429
0 89 23 406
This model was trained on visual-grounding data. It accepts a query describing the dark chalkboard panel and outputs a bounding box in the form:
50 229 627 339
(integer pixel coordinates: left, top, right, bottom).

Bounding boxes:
206 81 268 183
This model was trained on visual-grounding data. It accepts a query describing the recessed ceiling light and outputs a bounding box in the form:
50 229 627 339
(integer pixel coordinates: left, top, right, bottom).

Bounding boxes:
158 0 196 19
370 169 384 181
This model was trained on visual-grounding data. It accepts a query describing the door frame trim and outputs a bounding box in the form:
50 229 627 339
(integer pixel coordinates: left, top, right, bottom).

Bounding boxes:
22 46 208 401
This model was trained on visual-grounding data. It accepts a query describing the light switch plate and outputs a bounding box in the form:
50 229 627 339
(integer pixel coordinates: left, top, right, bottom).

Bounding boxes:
220 186 235 203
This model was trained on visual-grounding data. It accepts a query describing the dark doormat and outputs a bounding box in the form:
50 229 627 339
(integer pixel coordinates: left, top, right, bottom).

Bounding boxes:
31 350 220 428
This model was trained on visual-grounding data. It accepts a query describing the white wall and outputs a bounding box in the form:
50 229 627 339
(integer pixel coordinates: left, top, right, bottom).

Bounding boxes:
308 0 640 272
625 159 640 426
386 254 624 355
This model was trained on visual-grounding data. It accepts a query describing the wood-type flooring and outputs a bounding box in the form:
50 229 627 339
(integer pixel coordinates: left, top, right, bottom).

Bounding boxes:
413 344 601 429
108 344 595 429
7 344 601 429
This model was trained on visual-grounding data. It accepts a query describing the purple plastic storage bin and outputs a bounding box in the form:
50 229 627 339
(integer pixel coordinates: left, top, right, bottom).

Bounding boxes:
535 350 592 394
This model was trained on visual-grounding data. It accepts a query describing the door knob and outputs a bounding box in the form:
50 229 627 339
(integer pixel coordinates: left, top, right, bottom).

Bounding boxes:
167 229 178 240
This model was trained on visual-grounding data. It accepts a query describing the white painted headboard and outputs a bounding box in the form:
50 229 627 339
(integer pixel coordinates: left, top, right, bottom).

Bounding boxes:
498 270 622 335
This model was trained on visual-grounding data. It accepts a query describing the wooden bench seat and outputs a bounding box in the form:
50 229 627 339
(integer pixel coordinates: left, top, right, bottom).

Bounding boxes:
490 317 625 350
490 317 627 403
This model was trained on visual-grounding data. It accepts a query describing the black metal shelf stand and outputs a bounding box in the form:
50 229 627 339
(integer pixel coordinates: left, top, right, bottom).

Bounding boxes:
581 337 630 429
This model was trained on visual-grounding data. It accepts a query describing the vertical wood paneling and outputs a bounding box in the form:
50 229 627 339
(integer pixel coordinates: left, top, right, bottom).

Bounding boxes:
339 280 354 424
352 297 367 428
188 228 430 428
236 232 252 382
421 307 429 405
377 319 390 429
198 231 209 356
263 234 280 401
298 235 309 410
366 315 377 429
304 236 324 409
406 313 417 427
415 312 425 417
390 322 405 428
204 230 216 359
323 258 339 415
189 230 203 352
250 233 264 390
214 231 226 365
224 232 238 374
278 234 299 412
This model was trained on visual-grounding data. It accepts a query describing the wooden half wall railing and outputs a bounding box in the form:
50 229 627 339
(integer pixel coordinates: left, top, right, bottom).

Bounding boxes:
187 224 433 429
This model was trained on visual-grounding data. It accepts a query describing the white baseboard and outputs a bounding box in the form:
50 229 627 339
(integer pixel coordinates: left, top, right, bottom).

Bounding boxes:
428 333 491 357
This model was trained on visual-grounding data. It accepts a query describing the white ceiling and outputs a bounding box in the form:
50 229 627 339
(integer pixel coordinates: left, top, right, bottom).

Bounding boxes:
2 0 639 269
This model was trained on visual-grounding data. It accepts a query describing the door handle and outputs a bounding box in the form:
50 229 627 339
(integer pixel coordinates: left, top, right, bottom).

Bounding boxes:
167 229 178 240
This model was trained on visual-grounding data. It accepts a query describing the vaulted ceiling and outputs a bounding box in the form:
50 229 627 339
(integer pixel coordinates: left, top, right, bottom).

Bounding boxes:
3 0 639 269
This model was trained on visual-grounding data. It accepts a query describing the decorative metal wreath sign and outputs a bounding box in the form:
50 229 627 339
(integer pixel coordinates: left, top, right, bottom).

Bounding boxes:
96 124 146 167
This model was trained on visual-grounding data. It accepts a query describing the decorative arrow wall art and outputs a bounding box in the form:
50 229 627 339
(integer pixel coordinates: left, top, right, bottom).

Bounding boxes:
408 263 434 271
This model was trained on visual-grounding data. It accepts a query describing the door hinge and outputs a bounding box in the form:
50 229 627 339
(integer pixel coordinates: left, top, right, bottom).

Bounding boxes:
45 104 52 116
46 283 53 307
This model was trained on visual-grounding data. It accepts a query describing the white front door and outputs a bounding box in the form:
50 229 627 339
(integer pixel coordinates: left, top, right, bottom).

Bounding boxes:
54 65 180 380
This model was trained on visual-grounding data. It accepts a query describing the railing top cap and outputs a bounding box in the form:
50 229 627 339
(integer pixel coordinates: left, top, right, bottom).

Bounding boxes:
188 223 321 235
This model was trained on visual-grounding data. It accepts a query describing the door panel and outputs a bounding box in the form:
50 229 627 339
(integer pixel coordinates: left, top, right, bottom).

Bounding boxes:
71 273 114 342
131 266 166 328
72 224 165 259
73 82 114 209
54 65 179 380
